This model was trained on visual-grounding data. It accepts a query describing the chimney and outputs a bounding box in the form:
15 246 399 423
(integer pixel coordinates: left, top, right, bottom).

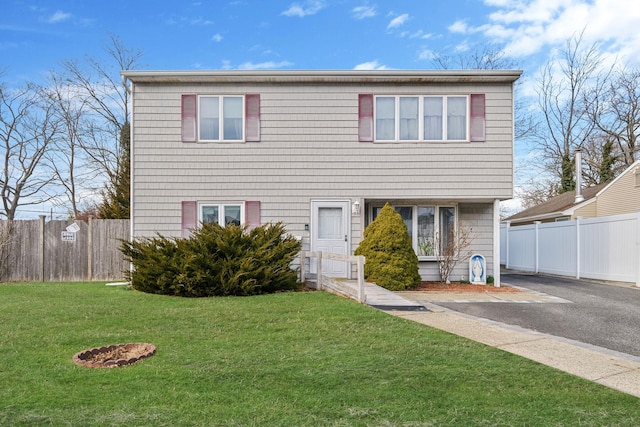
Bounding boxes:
574 149 584 203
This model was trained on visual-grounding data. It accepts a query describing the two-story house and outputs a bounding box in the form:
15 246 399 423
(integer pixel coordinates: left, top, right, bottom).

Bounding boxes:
121 70 521 286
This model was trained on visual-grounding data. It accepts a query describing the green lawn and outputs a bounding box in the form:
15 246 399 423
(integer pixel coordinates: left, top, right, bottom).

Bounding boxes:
1 282 638 426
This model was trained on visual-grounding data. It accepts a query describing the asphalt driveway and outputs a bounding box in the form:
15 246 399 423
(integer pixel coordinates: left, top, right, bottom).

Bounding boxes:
431 272 640 358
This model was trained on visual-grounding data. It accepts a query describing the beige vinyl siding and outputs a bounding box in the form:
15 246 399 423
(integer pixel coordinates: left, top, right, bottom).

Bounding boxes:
129 77 514 279
596 168 640 217
573 201 597 218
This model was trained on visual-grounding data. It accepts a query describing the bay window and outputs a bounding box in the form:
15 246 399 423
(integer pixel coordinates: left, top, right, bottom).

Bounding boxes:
370 204 457 258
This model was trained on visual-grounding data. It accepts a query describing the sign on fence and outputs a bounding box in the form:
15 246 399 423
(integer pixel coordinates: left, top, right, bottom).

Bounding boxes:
61 231 76 242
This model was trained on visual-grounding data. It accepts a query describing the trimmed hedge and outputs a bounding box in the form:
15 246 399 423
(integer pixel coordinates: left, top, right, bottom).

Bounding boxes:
354 203 421 291
121 222 302 297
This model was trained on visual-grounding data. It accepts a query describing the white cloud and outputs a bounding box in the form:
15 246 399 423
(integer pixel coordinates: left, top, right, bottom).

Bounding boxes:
474 0 640 63
410 30 433 39
353 60 390 70
448 19 468 34
212 33 223 42
237 60 293 70
46 10 71 24
418 49 435 61
387 13 409 29
352 5 376 19
282 1 325 17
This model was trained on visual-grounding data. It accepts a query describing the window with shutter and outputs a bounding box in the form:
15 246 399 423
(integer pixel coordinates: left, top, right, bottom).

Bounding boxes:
367 94 485 142
182 94 260 143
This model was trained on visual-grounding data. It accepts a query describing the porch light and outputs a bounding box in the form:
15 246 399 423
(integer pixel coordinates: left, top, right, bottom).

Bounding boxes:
352 200 361 216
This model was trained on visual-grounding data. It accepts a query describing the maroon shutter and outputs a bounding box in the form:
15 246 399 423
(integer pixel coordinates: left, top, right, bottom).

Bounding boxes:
358 94 374 142
181 201 197 238
245 94 260 142
181 94 197 142
470 94 486 142
245 201 261 230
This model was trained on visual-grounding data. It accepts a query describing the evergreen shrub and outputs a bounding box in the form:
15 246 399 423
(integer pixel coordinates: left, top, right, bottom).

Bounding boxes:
121 222 302 297
354 203 421 291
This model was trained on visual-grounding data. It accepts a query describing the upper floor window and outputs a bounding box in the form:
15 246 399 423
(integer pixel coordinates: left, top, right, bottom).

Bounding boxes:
181 94 260 143
199 96 244 141
375 95 468 142
359 93 485 143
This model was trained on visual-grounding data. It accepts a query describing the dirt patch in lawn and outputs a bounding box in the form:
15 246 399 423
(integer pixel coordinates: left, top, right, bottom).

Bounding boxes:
73 343 156 368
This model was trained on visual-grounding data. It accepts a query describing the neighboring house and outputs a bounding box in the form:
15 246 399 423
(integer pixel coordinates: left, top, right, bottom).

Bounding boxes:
505 159 640 225
503 184 605 225
121 70 521 285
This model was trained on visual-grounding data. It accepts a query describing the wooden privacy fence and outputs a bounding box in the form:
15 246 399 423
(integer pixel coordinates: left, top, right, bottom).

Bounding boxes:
500 212 640 285
0 217 130 282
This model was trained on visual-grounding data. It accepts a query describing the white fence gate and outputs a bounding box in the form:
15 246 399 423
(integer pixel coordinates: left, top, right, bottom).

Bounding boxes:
500 212 640 285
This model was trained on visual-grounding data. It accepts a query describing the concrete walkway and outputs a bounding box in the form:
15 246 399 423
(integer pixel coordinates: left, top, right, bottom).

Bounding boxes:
361 282 640 399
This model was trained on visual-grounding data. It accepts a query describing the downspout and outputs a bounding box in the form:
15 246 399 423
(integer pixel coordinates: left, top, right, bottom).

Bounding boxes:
122 75 134 275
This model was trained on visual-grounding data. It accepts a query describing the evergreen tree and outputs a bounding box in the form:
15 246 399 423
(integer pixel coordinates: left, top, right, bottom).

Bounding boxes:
560 152 575 193
354 203 421 291
598 139 615 184
98 122 130 218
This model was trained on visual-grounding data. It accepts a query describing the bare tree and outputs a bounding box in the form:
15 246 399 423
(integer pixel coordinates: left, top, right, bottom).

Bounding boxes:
516 177 561 210
0 81 59 220
61 34 142 190
433 225 474 284
587 66 640 167
44 72 92 219
535 31 607 193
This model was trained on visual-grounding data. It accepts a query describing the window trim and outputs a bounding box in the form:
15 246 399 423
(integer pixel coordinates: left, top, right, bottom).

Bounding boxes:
369 203 458 260
374 95 470 143
198 202 245 227
198 95 245 143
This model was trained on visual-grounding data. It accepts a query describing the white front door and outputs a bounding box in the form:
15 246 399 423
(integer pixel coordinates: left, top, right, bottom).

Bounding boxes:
311 200 350 278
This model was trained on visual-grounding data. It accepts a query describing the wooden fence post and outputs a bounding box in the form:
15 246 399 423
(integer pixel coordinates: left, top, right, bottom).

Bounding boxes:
356 255 365 303
87 217 93 281
299 250 306 284
39 215 46 282
316 252 322 290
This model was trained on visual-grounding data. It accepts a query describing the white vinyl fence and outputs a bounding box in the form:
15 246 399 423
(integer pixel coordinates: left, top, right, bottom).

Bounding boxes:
500 212 640 285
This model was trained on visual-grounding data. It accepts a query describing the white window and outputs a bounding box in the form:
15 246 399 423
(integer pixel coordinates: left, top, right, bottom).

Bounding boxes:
375 95 469 142
199 203 243 226
199 96 244 141
370 204 457 259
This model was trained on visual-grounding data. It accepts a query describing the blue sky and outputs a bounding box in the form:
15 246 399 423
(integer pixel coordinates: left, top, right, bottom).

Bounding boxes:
5 0 640 84
2 0 640 217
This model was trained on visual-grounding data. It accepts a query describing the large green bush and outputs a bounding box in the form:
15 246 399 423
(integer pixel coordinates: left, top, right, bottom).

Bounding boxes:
354 203 421 291
121 222 302 297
